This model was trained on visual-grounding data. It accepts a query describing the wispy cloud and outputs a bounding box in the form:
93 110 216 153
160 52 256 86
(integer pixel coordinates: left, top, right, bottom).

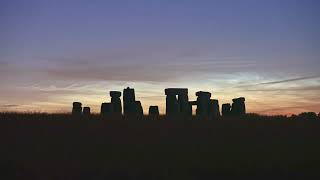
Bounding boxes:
235 75 320 89
38 55 259 83
1 104 19 108
259 75 320 85
245 85 320 92
1 54 319 115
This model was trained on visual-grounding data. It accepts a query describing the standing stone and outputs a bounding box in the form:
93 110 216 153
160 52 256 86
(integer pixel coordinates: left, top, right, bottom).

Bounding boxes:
83 107 91 115
101 103 113 116
72 102 82 115
195 91 211 118
165 92 180 116
178 91 191 116
135 101 143 117
231 97 246 116
149 106 159 119
208 99 220 120
165 88 190 116
222 103 231 117
110 91 122 115
239 97 246 115
123 87 136 116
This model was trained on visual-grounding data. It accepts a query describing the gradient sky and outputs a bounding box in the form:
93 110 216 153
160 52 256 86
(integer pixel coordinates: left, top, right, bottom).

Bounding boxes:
1 0 319 115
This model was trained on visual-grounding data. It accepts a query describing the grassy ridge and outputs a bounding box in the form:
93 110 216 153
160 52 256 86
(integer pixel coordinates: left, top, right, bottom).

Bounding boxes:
0 113 320 179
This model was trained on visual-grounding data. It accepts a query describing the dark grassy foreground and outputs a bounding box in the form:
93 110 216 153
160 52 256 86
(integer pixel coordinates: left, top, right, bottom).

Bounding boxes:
0 113 320 179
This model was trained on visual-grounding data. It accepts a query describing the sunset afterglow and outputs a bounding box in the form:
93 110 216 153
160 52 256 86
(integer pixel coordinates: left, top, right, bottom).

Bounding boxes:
1 0 319 115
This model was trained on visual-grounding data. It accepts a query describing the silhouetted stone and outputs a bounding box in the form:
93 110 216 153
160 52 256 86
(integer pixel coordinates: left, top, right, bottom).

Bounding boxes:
110 91 121 97
110 91 122 115
195 91 211 118
231 97 246 116
165 88 191 116
123 87 136 116
222 103 231 117
72 102 82 115
165 88 188 95
135 101 143 117
165 93 180 116
178 92 190 116
149 106 159 119
189 101 197 106
122 87 144 118
208 99 220 120
83 107 91 115
101 103 113 116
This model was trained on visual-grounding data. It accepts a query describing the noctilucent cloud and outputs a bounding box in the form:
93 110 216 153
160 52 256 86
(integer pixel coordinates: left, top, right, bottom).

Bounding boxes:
1 0 319 115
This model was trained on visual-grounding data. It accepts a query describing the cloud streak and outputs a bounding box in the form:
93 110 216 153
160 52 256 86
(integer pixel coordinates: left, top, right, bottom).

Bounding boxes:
259 75 320 85
1 104 19 108
244 85 320 92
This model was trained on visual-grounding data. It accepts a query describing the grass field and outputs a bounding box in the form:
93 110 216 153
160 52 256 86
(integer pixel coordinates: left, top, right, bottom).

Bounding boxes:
0 113 320 179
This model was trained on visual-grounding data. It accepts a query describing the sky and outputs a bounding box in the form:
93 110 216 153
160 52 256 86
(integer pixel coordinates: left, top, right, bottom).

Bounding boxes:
0 0 319 115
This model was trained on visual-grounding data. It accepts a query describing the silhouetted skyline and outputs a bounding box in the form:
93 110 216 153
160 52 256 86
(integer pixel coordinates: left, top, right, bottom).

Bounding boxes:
73 87 245 117
1 0 320 115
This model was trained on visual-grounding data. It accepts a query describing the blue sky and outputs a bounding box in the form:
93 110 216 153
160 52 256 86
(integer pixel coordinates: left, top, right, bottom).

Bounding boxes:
1 0 319 114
